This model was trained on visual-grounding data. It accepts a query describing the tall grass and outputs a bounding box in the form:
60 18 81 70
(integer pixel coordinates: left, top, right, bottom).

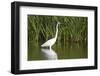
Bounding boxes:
28 15 87 45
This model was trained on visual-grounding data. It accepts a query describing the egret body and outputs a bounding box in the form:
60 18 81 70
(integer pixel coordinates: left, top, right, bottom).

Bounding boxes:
41 22 60 49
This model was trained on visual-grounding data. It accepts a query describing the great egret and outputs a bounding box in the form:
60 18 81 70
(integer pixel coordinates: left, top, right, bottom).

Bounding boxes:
41 22 60 49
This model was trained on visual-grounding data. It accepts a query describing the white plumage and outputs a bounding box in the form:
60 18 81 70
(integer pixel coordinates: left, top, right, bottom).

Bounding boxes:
41 22 60 49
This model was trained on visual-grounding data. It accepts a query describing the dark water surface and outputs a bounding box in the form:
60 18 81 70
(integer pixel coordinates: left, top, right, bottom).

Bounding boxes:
28 41 87 61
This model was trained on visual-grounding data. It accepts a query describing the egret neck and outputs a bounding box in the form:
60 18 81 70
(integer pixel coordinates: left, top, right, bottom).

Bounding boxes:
54 23 59 40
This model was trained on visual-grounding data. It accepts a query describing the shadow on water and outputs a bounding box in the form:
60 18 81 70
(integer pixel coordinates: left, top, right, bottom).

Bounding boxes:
28 41 87 61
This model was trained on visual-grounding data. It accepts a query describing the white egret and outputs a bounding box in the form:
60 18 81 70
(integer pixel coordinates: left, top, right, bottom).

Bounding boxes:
41 22 60 49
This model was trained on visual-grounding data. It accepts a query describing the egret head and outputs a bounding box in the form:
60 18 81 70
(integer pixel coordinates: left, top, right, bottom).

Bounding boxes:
57 22 61 25
56 22 60 29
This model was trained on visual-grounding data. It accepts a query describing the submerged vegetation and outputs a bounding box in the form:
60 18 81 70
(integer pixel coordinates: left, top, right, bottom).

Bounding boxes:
28 15 87 45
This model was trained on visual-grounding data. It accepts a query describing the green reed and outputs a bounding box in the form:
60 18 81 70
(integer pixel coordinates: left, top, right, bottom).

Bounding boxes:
28 15 87 45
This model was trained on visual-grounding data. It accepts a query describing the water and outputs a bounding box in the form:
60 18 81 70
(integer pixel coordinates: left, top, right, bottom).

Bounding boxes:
28 41 87 61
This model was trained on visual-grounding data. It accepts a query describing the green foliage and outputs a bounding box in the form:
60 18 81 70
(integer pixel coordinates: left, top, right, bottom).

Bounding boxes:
28 15 87 45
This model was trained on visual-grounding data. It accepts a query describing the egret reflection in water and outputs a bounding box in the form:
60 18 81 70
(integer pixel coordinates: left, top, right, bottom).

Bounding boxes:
41 48 58 60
